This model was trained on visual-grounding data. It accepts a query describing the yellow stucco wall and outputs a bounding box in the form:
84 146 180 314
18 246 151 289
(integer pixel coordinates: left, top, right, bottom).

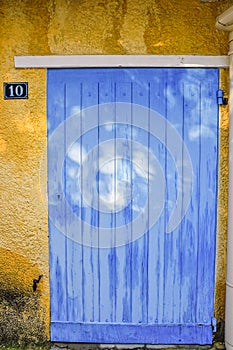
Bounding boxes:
0 0 232 343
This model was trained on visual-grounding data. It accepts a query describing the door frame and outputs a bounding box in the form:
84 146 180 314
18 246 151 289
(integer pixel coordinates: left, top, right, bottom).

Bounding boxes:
14 55 226 343
14 55 229 68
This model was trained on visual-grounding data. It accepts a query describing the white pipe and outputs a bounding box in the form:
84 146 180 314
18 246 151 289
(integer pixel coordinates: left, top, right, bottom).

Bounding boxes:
216 6 233 350
216 7 233 32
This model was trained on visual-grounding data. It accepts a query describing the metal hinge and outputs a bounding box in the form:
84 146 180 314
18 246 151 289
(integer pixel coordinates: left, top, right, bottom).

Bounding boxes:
217 89 228 105
212 317 217 333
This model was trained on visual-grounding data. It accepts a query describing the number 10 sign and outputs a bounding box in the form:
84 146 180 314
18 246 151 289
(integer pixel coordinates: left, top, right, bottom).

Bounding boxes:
4 82 28 99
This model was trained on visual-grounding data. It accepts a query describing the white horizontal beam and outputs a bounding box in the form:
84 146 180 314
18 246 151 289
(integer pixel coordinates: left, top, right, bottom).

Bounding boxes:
14 55 229 68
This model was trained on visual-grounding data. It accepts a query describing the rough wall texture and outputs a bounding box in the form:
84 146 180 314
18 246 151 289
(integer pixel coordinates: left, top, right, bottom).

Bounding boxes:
215 69 229 324
0 0 232 344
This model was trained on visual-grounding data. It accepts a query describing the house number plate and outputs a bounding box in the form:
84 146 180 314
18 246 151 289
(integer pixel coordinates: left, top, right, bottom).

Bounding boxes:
4 82 28 99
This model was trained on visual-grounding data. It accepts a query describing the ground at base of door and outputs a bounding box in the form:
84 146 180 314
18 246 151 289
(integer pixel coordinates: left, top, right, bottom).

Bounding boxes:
0 342 226 350
51 342 225 350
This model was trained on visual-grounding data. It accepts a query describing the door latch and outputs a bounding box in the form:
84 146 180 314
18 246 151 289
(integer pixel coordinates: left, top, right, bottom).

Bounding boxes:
217 89 228 105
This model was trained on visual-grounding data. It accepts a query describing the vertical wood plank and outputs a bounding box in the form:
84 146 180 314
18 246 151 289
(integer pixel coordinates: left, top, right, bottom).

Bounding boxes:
115 82 132 323
65 81 83 322
163 71 183 324
196 71 218 323
148 73 166 324
81 80 99 322
98 81 116 322
180 75 199 324
131 81 149 323
48 79 67 322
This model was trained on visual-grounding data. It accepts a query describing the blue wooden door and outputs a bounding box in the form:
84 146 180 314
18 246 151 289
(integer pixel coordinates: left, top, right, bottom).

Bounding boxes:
47 68 218 344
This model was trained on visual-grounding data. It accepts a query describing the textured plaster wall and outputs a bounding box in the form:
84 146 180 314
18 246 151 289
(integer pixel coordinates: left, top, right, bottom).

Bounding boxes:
0 0 232 343
216 69 229 325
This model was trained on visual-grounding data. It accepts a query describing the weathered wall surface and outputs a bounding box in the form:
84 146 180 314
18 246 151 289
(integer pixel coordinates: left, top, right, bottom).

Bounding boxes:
0 0 232 343
216 69 229 326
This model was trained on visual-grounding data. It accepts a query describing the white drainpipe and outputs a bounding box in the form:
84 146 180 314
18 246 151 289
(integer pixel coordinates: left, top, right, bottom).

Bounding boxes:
216 6 233 350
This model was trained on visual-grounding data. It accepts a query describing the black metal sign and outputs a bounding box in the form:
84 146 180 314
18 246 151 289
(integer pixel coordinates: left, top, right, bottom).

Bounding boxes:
4 82 28 99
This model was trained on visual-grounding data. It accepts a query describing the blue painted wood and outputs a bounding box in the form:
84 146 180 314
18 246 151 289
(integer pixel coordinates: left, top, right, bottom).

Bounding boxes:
98 82 116 323
115 83 132 324
163 73 182 324
148 74 166 324
51 322 213 344
47 68 219 343
181 79 201 324
48 81 68 323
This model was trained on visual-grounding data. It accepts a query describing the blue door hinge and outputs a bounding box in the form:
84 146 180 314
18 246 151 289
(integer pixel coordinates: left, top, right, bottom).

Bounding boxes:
217 89 228 105
212 317 217 332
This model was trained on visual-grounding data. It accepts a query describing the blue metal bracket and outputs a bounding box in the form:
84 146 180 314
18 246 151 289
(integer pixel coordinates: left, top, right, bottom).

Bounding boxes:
211 317 217 333
217 89 228 105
